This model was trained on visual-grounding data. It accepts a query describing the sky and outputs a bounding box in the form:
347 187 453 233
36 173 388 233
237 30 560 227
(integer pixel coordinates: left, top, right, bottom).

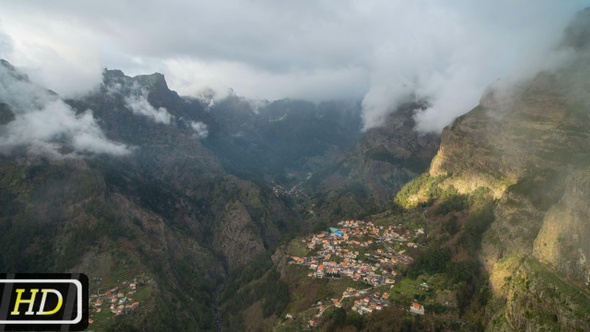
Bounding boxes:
1 0 589 132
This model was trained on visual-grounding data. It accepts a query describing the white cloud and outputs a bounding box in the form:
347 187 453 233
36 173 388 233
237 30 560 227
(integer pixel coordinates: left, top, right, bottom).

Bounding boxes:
0 0 588 133
163 58 368 103
124 92 173 124
359 0 589 132
0 12 103 98
191 121 209 138
0 63 129 157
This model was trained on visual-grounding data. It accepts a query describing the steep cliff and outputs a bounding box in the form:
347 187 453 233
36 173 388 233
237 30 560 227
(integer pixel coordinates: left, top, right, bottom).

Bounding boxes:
420 9 590 330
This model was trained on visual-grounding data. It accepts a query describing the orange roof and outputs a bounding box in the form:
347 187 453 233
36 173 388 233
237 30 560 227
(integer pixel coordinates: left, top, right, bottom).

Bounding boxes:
318 265 324 270
412 302 421 308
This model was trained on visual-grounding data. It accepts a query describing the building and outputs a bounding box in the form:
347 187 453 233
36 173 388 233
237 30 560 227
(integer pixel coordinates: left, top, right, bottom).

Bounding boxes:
410 302 425 315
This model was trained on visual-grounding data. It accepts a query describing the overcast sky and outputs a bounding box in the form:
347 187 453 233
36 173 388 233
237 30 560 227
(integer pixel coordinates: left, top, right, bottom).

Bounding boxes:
1 0 589 132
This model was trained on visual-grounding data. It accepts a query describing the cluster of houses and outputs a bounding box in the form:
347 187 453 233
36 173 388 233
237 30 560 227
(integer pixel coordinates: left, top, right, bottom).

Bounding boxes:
291 220 424 287
88 278 143 325
288 219 429 325
346 287 390 314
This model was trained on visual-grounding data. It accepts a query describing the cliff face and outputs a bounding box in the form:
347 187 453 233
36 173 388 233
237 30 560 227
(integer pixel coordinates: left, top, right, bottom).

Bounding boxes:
425 11 590 330
533 169 590 285
433 53 590 263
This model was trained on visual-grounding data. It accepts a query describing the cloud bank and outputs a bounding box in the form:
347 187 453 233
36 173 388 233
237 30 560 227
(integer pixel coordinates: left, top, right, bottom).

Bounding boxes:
0 62 129 157
1 1 589 132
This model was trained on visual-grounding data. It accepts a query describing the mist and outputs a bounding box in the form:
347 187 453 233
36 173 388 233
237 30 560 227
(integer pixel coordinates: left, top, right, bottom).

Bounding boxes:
0 62 129 157
1 1 589 133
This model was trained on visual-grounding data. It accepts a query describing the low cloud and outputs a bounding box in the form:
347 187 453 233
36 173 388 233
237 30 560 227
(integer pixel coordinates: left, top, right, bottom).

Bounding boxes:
360 1 587 133
124 92 173 124
0 62 130 157
191 121 209 138
164 58 368 103
1 1 588 134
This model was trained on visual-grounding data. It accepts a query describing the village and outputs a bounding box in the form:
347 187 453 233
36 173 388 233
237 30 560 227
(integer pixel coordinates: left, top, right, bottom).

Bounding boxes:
288 218 429 327
87 275 153 329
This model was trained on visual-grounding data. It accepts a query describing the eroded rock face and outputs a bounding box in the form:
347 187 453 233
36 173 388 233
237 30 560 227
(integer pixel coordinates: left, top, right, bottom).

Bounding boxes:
534 169 590 285
214 200 266 270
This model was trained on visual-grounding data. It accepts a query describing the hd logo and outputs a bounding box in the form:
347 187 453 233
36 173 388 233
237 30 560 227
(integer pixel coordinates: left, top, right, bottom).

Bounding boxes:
0 273 88 331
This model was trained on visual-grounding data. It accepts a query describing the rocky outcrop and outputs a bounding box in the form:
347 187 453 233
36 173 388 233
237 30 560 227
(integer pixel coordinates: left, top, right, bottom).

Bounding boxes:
214 200 266 270
533 169 590 285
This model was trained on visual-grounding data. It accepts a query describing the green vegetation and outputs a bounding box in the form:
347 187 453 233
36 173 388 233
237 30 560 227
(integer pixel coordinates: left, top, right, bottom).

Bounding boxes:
407 248 452 278
434 186 469 215
396 172 496 318
325 307 366 331
220 252 290 330
0 161 106 272
394 173 447 209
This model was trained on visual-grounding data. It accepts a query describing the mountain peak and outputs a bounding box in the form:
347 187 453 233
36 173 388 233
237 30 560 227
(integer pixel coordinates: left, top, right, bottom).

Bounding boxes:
133 72 168 91
102 69 169 92
103 68 125 78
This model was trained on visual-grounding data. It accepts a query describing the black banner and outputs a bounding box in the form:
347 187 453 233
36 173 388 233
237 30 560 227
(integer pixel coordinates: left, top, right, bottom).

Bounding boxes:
0 273 88 331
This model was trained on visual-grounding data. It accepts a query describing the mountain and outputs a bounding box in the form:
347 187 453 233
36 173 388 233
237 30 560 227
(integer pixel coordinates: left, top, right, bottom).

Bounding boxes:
0 61 301 330
203 97 364 183
4 9 587 332
306 101 440 222
0 56 433 330
427 9 590 330
222 8 590 331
